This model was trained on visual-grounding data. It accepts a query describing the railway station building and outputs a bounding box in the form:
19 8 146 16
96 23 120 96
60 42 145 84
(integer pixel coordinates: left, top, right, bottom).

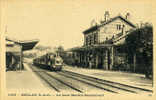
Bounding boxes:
70 12 136 70
6 37 39 71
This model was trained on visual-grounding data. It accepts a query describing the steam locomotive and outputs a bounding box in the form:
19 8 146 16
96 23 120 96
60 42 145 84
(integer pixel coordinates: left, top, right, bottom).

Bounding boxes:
33 53 63 71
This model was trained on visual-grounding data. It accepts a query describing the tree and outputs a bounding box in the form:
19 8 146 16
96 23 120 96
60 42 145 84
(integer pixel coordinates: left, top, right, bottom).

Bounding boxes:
35 45 51 51
57 46 64 52
125 23 153 78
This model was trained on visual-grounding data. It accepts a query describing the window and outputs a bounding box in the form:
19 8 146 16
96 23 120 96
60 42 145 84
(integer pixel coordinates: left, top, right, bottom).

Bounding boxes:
119 25 121 30
91 35 93 45
86 36 88 46
117 24 121 30
94 34 97 44
87 36 91 46
89 36 92 45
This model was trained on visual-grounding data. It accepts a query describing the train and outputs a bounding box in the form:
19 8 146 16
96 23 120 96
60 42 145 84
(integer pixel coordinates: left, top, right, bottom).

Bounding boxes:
33 53 63 71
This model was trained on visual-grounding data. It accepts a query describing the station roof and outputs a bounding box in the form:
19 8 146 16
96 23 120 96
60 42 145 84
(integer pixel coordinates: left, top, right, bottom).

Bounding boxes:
83 15 136 34
19 40 39 51
6 37 39 51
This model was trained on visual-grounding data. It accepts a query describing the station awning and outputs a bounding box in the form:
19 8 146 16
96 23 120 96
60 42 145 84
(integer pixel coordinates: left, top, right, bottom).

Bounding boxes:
6 37 39 51
18 40 39 51
69 44 113 52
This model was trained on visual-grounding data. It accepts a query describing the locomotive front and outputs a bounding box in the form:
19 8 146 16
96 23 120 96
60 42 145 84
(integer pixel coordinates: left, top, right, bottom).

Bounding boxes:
53 56 63 71
49 54 63 71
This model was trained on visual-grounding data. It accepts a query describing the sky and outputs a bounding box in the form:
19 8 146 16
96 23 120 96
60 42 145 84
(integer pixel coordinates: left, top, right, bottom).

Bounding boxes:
4 0 152 49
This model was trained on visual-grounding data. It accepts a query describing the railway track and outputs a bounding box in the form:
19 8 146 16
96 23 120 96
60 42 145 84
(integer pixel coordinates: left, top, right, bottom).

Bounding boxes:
59 70 153 94
30 64 152 94
31 64 119 93
31 65 83 93
31 67 117 93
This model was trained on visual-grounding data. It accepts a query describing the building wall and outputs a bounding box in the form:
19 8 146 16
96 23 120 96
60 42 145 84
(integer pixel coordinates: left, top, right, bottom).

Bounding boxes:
6 42 21 53
84 18 134 46
6 41 22 70
99 18 133 43
84 30 98 46
80 17 135 70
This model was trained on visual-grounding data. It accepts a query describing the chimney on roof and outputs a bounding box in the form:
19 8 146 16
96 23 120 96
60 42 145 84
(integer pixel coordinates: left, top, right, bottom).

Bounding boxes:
91 19 97 27
104 11 110 22
125 12 130 20
100 18 104 24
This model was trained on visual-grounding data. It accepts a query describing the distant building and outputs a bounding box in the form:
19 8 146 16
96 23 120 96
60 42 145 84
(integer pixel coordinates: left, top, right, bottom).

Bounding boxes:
70 12 136 70
6 37 39 71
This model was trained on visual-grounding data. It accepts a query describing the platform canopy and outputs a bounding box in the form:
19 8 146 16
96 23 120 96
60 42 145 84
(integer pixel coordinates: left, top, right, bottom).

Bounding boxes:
69 44 113 52
19 40 39 51
6 37 39 51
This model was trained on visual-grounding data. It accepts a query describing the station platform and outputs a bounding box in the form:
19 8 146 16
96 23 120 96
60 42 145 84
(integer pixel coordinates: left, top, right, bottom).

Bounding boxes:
63 65 153 91
6 63 51 93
